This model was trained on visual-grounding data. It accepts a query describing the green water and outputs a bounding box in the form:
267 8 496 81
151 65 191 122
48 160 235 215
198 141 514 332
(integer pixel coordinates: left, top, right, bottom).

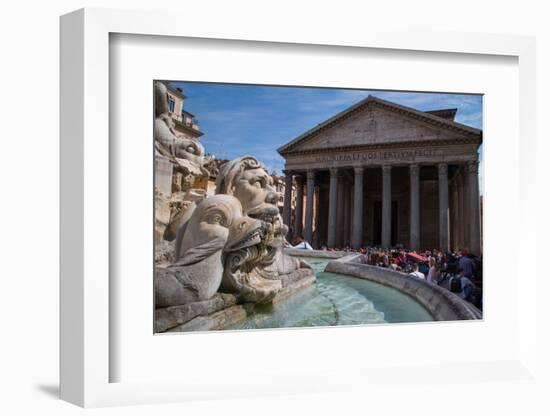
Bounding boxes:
228 257 433 330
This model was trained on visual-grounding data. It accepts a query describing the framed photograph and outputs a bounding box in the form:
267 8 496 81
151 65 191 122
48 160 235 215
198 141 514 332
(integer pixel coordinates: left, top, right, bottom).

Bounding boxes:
60 8 537 407
152 80 483 335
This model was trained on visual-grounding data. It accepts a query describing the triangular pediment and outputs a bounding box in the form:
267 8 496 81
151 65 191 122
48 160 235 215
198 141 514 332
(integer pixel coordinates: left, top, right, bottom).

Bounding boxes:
278 96 481 154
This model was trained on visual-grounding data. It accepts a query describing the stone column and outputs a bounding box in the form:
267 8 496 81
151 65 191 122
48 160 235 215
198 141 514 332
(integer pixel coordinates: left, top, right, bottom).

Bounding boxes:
451 181 459 251
336 173 345 247
351 167 364 249
313 183 321 247
467 161 481 255
343 181 351 247
381 165 392 248
457 171 464 249
461 167 469 249
438 163 450 252
409 164 420 250
282 170 293 228
304 170 316 244
293 175 304 238
327 168 338 248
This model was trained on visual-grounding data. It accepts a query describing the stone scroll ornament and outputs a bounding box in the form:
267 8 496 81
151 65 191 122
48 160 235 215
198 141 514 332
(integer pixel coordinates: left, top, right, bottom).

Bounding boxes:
215 156 315 303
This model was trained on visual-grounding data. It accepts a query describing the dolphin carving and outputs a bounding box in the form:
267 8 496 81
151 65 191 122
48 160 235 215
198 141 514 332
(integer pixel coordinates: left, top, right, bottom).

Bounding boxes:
155 195 252 308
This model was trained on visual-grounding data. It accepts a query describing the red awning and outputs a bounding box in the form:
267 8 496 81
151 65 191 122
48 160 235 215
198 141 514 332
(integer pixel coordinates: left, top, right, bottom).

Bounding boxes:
407 252 428 262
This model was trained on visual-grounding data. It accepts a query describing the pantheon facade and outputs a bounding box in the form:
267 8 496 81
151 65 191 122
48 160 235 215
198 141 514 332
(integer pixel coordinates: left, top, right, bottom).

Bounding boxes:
278 95 482 254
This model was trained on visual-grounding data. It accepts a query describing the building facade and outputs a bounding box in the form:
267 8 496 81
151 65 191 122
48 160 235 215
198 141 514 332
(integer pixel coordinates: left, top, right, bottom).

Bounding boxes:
166 85 203 140
278 96 482 254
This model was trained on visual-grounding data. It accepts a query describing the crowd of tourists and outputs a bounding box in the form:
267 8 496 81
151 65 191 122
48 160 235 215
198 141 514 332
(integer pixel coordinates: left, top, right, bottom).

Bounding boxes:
287 236 482 310
360 247 481 307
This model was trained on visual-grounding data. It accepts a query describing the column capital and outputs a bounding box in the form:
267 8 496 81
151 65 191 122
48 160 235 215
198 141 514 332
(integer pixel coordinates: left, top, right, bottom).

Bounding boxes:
467 160 479 174
438 163 448 176
354 166 364 175
329 167 338 176
409 163 420 176
306 169 316 180
282 169 293 177
382 164 392 174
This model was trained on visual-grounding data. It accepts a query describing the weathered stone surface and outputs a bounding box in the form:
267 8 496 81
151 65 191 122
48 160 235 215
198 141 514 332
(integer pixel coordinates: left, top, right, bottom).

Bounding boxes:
155 238 176 266
325 254 481 320
279 268 315 288
155 293 238 333
154 81 214 264
166 305 247 332
155 195 252 308
155 156 318 330
215 156 316 304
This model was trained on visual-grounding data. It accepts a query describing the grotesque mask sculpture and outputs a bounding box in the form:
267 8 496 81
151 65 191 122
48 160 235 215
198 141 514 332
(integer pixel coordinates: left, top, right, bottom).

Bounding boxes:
155 194 272 308
215 156 286 247
215 156 314 302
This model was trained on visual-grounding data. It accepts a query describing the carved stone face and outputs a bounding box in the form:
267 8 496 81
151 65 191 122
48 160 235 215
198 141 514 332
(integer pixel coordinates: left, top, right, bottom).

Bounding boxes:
179 194 243 255
232 167 279 218
225 216 270 253
216 157 284 248
172 136 212 187
232 166 286 248
173 136 206 167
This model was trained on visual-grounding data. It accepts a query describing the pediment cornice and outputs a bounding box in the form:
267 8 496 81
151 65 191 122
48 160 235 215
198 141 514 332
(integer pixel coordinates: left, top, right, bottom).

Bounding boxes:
278 96 482 155
283 136 480 157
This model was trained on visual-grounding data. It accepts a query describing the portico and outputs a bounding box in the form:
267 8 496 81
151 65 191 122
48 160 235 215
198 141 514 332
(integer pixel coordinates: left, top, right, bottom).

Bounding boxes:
278 96 482 254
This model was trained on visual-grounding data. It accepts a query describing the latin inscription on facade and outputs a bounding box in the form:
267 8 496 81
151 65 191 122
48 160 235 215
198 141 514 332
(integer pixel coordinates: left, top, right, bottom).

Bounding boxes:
314 149 439 164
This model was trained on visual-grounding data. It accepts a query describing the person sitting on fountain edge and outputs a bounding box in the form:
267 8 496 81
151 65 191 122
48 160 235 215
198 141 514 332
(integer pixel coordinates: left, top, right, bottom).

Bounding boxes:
291 235 313 250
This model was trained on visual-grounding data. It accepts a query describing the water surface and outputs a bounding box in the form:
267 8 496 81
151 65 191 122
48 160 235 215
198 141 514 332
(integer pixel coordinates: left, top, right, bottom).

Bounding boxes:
228 256 433 330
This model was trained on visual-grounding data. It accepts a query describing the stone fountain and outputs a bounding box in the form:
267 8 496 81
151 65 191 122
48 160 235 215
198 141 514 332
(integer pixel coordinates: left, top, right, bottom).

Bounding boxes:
153 81 316 332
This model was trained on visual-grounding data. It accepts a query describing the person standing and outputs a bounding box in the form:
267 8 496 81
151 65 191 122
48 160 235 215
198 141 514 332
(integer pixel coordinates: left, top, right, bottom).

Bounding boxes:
458 249 476 279
408 263 425 279
426 259 439 285
449 267 475 302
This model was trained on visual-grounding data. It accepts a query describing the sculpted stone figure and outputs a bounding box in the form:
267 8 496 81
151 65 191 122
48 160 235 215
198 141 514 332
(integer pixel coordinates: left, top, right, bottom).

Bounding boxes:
155 194 270 308
215 156 315 302
164 188 207 249
154 80 212 185
154 81 214 263
215 156 283 245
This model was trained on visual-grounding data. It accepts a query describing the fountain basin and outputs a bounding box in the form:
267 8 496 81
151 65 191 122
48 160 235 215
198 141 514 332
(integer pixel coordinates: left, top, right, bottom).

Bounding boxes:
325 253 482 321
226 252 437 330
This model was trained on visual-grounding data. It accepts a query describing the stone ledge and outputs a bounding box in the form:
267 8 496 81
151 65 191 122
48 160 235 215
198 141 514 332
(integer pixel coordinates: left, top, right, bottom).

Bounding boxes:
155 293 238 332
155 272 318 333
325 258 482 321
166 305 247 332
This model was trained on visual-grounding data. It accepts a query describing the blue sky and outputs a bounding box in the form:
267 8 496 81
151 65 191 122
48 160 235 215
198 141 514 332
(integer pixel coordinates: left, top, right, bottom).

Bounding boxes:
170 82 483 176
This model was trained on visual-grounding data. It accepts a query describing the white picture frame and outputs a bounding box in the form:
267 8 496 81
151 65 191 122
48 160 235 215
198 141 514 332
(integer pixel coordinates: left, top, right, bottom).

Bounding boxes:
60 8 538 408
